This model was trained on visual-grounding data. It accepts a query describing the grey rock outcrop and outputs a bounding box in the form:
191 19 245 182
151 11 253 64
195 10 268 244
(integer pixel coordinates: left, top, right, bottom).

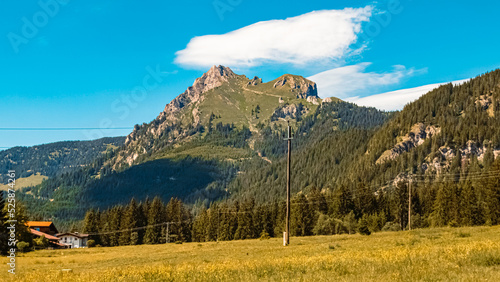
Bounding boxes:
376 123 441 164
248 76 263 86
272 74 318 99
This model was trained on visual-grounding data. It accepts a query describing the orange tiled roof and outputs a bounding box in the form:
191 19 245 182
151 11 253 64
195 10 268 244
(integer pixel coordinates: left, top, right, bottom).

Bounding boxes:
29 229 59 241
26 221 54 227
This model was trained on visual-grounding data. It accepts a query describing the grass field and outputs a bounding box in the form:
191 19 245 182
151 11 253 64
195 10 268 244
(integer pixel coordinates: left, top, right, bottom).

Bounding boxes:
0 173 47 191
2 226 500 281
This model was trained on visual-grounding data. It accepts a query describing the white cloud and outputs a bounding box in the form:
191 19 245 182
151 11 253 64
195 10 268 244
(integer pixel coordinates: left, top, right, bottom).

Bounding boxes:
346 79 470 111
175 7 373 69
308 62 418 99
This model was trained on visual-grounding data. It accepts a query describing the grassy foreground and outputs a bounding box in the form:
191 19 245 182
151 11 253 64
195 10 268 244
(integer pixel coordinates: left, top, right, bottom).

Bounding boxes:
2 225 500 281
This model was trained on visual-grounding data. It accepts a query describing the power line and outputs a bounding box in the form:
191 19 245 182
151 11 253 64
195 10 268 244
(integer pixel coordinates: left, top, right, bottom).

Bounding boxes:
86 220 190 236
0 127 132 131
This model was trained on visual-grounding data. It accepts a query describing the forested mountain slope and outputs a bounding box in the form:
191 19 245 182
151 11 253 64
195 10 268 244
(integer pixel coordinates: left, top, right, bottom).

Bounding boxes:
0 137 124 185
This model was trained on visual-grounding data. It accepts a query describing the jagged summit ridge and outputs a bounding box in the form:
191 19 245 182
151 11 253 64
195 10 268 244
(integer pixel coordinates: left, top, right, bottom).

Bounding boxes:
126 66 239 147
272 74 318 99
162 65 236 117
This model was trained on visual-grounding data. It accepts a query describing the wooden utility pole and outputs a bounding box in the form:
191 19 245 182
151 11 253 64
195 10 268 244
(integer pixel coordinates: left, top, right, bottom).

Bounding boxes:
284 121 293 246
408 176 412 231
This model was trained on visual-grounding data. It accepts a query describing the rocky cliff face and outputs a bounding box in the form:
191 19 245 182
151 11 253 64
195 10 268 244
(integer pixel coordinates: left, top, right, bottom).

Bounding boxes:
376 123 441 164
248 76 263 86
161 65 236 119
125 65 236 145
273 74 318 99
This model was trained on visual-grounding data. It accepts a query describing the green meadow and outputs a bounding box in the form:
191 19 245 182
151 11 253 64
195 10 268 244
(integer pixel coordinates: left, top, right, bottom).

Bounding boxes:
2 225 500 281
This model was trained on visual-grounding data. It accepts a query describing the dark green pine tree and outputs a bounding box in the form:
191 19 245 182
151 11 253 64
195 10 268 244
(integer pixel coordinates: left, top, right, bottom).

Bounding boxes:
82 209 101 245
483 146 495 170
354 182 376 216
165 198 191 242
165 198 179 242
137 197 151 244
10 202 34 247
357 214 371 235
119 198 140 245
218 203 236 241
432 182 454 227
394 181 409 230
192 208 208 242
144 197 164 244
273 201 286 238
448 183 460 226
108 206 123 246
309 187 328 215
268 201 280 238
459 181 478 226
253 204 273 239
0 193 8 255
291 193 314 236
482 159 500 225
234 198 255 240
329 185 354 218
206 204 219 242
99 212 111 246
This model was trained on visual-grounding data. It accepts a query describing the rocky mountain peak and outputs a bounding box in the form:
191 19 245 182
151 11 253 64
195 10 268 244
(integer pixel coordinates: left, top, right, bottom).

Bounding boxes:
273 74 318 99
192 65 236 93
157 66 237 121
248 76 263 86
206 65 236 78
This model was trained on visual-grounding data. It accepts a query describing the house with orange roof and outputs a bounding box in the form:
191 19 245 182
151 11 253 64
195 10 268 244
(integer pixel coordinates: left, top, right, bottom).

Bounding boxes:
26 221 59 236
26 221 67 249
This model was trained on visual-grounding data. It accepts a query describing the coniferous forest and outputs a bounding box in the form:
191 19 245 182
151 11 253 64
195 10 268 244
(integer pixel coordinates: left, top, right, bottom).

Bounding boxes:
82 151 500 246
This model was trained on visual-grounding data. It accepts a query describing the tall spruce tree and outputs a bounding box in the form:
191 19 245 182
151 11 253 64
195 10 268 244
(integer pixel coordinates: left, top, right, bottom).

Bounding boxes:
206 204 219 242
234 198 255 240
144 197 164 244
136 200 148 244
192 208 208 242
483 159 500 225
432 182 453 226
329 185 354 218
119 198 140 245
291 194 314 236
0 193 8 255
107 206 123 246
10 202 33 247
83 209 101 244
394 181 409 230
459 181 478 226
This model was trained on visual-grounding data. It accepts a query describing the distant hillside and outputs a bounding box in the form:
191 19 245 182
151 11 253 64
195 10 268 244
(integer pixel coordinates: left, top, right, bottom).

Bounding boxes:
0 137 125 186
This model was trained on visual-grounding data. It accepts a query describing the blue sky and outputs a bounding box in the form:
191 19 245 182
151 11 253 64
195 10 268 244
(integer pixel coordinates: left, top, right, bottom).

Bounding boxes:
1 0 500 149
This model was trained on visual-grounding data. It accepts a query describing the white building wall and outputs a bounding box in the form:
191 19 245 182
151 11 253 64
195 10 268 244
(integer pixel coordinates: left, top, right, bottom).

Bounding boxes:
59 235 88 248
